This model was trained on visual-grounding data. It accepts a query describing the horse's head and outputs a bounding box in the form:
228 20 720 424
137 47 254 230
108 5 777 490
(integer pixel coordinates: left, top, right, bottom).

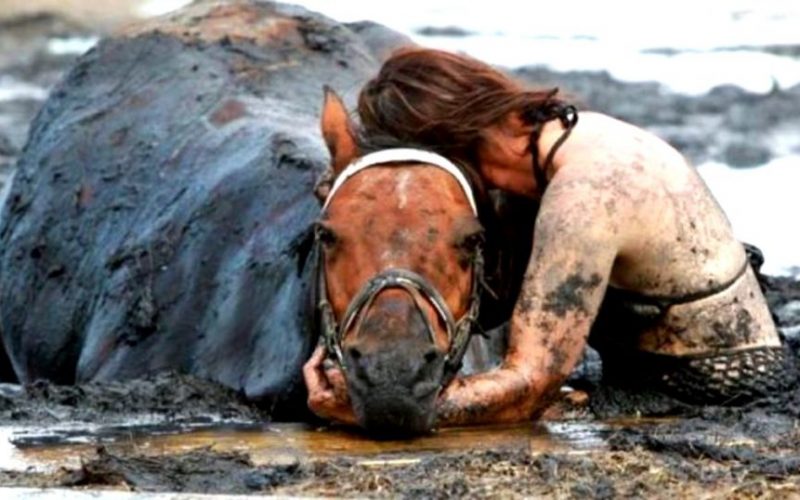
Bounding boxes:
315 89 484 436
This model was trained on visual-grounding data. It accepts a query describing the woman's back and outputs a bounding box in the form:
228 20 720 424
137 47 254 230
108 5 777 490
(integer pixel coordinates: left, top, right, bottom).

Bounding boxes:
549 111 745 297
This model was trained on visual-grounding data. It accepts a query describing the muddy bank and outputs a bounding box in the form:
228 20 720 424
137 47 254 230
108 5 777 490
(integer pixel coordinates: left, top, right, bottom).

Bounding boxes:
0 372 269 425
2 395 799 497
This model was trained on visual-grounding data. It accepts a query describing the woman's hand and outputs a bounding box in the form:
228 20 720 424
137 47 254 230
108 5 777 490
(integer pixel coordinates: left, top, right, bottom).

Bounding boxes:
302 346 357 425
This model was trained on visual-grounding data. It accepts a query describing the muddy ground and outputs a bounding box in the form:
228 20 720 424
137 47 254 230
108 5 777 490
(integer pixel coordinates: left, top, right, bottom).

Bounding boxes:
1 5 800 499
1 384 800 498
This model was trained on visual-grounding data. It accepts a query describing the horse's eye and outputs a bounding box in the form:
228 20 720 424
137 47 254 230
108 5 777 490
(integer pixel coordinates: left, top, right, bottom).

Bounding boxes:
315 223 338 247
459 230 485 252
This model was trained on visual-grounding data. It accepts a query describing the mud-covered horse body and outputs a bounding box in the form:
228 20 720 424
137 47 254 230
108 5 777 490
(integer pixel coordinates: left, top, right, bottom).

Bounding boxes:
0 1 413 413
0 1 533 428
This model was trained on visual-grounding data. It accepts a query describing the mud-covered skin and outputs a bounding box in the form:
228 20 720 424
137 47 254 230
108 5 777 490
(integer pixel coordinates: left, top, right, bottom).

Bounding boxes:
542 272 602 318
0 1 414 411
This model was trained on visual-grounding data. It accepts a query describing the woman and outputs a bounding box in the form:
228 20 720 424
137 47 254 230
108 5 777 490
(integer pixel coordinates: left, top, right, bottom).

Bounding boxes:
304 48 792 426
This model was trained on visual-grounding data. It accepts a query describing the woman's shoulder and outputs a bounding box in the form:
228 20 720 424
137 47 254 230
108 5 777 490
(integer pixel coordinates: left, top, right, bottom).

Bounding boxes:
557 111 688 171
572 111 658 144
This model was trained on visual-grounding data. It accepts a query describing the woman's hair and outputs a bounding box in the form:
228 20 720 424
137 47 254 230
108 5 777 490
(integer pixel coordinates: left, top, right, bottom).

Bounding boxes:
357 47 564 167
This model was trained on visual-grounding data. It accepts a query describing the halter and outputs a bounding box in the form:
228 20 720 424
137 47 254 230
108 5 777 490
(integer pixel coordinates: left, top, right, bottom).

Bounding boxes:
316 148 484 383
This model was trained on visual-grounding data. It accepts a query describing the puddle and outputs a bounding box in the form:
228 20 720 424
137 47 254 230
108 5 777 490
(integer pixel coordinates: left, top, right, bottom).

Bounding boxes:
0 418 642 474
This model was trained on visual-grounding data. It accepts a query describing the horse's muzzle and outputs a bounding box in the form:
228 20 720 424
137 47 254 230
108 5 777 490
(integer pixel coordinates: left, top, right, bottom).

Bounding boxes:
351 385 440 437
342 297 446 436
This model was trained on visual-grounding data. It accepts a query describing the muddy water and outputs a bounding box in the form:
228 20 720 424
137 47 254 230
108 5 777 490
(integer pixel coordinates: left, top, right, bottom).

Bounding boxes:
0 419 626 474
2 410 798 497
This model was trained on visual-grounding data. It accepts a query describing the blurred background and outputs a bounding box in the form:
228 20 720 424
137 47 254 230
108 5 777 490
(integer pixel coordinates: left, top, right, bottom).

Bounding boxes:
1 0 798 276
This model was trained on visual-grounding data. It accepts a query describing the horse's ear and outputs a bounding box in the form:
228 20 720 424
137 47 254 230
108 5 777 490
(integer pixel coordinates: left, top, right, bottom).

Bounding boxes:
320 86 359 176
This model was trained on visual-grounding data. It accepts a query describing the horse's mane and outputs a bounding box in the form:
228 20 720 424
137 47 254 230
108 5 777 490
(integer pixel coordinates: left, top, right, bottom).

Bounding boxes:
355 130 536 331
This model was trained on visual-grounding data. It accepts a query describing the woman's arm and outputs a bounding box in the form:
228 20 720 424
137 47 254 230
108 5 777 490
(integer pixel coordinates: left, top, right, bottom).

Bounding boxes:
436 176 620 425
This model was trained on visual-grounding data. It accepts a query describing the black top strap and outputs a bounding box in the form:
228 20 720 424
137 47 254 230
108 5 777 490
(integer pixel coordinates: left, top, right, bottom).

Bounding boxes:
528 103 579 189
605 255 751 313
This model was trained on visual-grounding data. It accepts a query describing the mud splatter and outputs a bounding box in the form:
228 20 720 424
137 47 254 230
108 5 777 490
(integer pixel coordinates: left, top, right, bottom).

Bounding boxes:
543 273 602 317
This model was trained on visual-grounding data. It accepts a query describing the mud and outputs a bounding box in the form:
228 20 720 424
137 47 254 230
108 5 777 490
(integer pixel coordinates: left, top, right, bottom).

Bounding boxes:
0 372 269 425
3 416 800 497
0 334 799 497
61 447 302 494
543 272 602 318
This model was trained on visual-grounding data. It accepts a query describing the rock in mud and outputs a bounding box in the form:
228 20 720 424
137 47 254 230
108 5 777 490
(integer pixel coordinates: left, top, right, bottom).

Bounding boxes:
722 142 772 168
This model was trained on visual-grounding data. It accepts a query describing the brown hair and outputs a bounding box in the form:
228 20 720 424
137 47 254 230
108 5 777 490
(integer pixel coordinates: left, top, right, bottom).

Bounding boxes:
357 47 564 167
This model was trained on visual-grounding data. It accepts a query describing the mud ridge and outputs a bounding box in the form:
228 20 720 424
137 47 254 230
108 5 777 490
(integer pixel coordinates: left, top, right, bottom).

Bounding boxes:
0 372 269 425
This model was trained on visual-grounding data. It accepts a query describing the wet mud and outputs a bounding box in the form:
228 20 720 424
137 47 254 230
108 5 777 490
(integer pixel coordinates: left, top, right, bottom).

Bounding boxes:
1 342 799 497
0 372 268 425
3 415 800 497
0 269 792 495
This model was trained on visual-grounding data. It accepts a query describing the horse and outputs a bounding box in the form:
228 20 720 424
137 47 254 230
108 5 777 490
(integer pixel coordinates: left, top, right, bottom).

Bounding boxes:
312 89 482 434
0 1 413 416
0 0 534 433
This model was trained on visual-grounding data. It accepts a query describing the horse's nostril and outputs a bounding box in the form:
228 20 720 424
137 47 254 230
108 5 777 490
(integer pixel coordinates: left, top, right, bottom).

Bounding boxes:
348 347 362 361
424 348 439 364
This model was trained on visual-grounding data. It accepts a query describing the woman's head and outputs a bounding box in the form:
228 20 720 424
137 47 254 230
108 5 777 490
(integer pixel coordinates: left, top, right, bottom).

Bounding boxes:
357 48 563 169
